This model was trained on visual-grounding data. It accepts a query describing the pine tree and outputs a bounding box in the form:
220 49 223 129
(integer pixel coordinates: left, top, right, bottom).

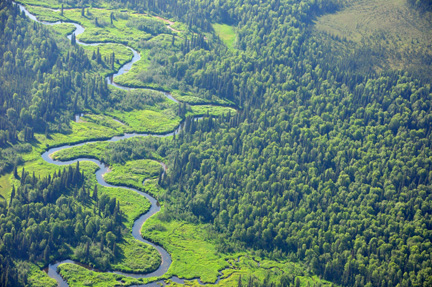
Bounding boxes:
93 185 98 201
13 166 18 178
9 186 15 207
20 168 26 184
43 244 50 262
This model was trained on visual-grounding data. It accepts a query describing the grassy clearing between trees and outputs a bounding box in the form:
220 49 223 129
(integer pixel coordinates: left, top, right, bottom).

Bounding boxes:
212 23 236 50
47 23 77 37
53 141 109 161
188 105 237 117
143 217 230 283
0 172 12 202
111 236 161 273
104 159 162 190
107 108 182 134
171 91 234 106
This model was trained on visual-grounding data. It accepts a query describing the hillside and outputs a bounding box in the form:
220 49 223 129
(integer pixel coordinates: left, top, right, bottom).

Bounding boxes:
314 0 432 79
0 0 431 286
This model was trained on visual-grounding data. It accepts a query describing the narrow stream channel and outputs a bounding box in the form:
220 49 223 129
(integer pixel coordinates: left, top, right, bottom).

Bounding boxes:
15 3 230 286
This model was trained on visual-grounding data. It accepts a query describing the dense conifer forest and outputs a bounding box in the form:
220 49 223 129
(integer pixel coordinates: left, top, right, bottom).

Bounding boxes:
0 0 431 285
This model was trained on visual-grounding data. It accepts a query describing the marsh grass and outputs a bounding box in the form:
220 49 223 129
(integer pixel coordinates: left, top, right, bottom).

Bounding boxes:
212 23 236 50
104 159 163 191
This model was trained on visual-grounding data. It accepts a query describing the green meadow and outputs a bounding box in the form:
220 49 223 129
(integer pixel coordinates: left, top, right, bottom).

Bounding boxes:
212 23 236 50
104 159 163 191
107 108 181 134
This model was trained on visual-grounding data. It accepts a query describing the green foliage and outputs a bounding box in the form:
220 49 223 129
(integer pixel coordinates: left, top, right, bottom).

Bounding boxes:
160 70 432 286
0 163 124 285
0 1 109 141
4 0 432 286
126 17 171 35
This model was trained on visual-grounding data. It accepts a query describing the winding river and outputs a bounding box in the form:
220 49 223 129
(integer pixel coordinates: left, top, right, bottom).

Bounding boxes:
16 3 227 287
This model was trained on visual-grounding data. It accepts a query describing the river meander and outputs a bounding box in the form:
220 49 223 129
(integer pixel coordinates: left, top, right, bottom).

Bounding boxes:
16 2 229 286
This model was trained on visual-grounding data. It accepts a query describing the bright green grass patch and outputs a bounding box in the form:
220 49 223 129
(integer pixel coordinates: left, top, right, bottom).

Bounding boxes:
142 217 229 283
142 180 166 198
47 23 77 37
104 159 163 191
78 114 129 130
58 263 145 287
212 23 236 50
0 172 12 203
112 235 161 273
188 105 237 117
53 141 109 162
51 137 163 164
38 117 125 149
170 21 187 33
27 262 57 287
107 108 181 134
36 126 113 150
171 90 234 106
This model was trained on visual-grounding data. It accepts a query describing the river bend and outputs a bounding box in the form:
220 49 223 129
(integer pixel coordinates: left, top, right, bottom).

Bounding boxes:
16 3 225 287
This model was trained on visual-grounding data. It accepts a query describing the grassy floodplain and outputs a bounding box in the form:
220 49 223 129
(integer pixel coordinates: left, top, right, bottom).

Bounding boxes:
25 120 331 286
58 214 335 287
6 2 331 286
104 159 163 191
4 98 237 286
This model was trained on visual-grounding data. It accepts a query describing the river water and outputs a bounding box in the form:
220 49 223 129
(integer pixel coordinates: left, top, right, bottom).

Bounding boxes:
15 3 225 286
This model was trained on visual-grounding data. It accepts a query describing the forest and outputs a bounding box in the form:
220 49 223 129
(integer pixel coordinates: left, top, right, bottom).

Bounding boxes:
0 0 431 286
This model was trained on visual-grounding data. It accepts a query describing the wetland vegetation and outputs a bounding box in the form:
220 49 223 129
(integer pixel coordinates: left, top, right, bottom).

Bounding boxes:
0 0 431 286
